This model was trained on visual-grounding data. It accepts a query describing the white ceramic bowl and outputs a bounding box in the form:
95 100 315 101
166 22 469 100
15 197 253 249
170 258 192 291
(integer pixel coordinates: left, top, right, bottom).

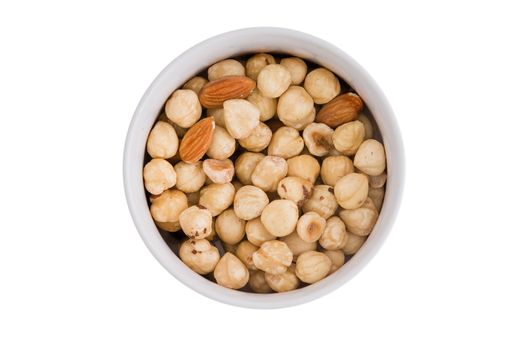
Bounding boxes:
124 27 405 308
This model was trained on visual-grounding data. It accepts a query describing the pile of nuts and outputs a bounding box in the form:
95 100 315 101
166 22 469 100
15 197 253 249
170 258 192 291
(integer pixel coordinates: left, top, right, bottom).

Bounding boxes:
143 53 387 293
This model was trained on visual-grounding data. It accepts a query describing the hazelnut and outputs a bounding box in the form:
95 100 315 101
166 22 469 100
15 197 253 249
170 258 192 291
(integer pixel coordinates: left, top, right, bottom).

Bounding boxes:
165 89 202 128
342 232 366 255
280 231 317 260
304 68 340 104
174 161 206 193
223 99 260 139
277 86 314 129
319 216 348 250
207 59 245 81
332 120 365 155
207 108 226 128
235 240 259 270
233 185 269 220
321 156 354 186
249 270 272 293
239 122 272 152
353 139 386 176
183 76 208 94
234 152 265 185
296 211 326 242
155 220 180 232
143 159 177 195
280 57 307 85
186 191 200 207
368 186 385 210
302 185 338 219
265 265 300 292
206 126 236 160
277 176 314 206
149 189 188 223
295 251 331 283
205 219 217 241
339 198 378 236
202 159 234 184
257 64 292 98
251 156 288 192
199 183 235 216
322 249 345 274
179 239 220 274
334 173 369 209
261 199 299 237
222 242 238 254
267 126 304 159
215 209 246 244
179 205 213 239
252 240 293 274
302 122 334 156
213 252 249 289
146 121 179 159
369 172 387 188
286 155 320 184
357 113 374 140
246 217 276 246
247 89 277 121
246 53 276 80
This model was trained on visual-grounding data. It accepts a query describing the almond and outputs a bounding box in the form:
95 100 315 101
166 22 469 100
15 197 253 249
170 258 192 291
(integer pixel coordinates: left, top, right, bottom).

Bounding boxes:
179 117 215 163
198 76 256 108
315 92 363 128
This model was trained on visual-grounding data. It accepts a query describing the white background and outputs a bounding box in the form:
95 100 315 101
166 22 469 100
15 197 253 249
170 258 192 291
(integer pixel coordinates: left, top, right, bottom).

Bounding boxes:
1 1 524 349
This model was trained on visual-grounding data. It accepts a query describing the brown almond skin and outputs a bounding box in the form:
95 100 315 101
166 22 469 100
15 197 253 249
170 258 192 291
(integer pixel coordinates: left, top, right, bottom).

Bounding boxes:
199 76 256 108
315 93 363 128
179 117 215 163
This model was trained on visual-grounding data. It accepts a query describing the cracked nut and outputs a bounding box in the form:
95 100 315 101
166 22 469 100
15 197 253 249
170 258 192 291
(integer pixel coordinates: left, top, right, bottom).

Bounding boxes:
321 155 354 186
296 211 326 243
179 205 213 239
304 68 340 104
179 239 220 274
202 159 234 184
251 156 288 192
261 199 299 237
295 251 332 283
214 252 249 289
215 208 246 244
286 155 320 184
146 121 179 159
257 64 292 98
267 126 304 159
143 159 177 195
302 185 338 219
233 185 269 220
235 152 265 185
277 176 313 206
246 217 276 246
199 182 235 216
319 216 348 250
252 240 293 274
165 89 202 128
354 139 386 176
334 173 369 209
303 122 334 156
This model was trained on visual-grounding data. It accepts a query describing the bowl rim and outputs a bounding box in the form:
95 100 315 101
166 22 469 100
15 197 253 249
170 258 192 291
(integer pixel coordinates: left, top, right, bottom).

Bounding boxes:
123 26 405 309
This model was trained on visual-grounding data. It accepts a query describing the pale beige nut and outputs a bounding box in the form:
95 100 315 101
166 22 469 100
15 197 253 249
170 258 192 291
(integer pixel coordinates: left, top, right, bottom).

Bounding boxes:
279 231 317 260
334 173 369 209
332 120 365 155
215 208 246 244
222 242 238 254
339 198 378 236
277 176 314 206
155 220 181 232
369 172 387 188
199 182 235 216
257 64 292 98
277 86 314 129
251 156 288 192
150 189 188 223
249 270 272 293
238 122 272 152
223 99 260 139
342 232 366 255
233 185 269 220
368 186 385 210
146 121 179 159
235 152 265 185
183 76 208 94
246 217 276 246
267 126 304 159
174 161 206 193
252 240 293 274
286 155 320 184
295 251 332 283
143 159 177 195
357 113 374 140
265 265 299 292
296 211 326 243
232 180 243 192
246 53 276 80
206 126 236 160
247 89 277 121
302 185 338 219
260 199 299 237
205 219 216 241
207 108 225 127
354 139 386 176
179 239 220 275
304 68 340 104
202 159 234 184
302 123 334 156
179 205 213 239
321 156 354 186
213 252 249 289
235 240 259 271
165 89 202 128
280 57 307 85
319 216 348 250
178 117 215 163
323 249 345 274
207 59 245 81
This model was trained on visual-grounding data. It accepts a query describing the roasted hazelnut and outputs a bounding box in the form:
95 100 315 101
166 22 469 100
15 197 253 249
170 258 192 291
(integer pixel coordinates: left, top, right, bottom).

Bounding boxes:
339 198 378 236
369 172 387 188
265 265 300 292
286 155 320 184
257 64 292 98
280 231 317 260
149 189 188 223
174 161 206 193
322 249 345 274
321 156 354 186
207 59 245 81
246 217 276 246
179 239 220 274
186 191 200 207
235 240 259 270
239 122 272 152
251 156 288 192
246 53 276 80
202 159 234 184
368 186 385 210
302 185 338 219
183 76 208 94
277 176 314 206
249 270 272 293
332 120 365 155
295 251 331 283
334 173 369 209
252 240 293 274
213 252 249 289
155 220 181 233
354 139 386 176
235 152 265 185
233 185 269 220
277 86 314 129
165 89 202 128
224 99 260 139
357 113 374 140
304 68 340 104
199 182 235 216
319 216 348 250
179 205 213 239
296 211 326 242
261 199 299 237
206 126 236 160
342 232 366 255
280 57 307 85
146 121 179 159
143 159 177 195
215 209 246 244
247 88 277 121
267 126 304 159
302 122 334 156
207 108 226 128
